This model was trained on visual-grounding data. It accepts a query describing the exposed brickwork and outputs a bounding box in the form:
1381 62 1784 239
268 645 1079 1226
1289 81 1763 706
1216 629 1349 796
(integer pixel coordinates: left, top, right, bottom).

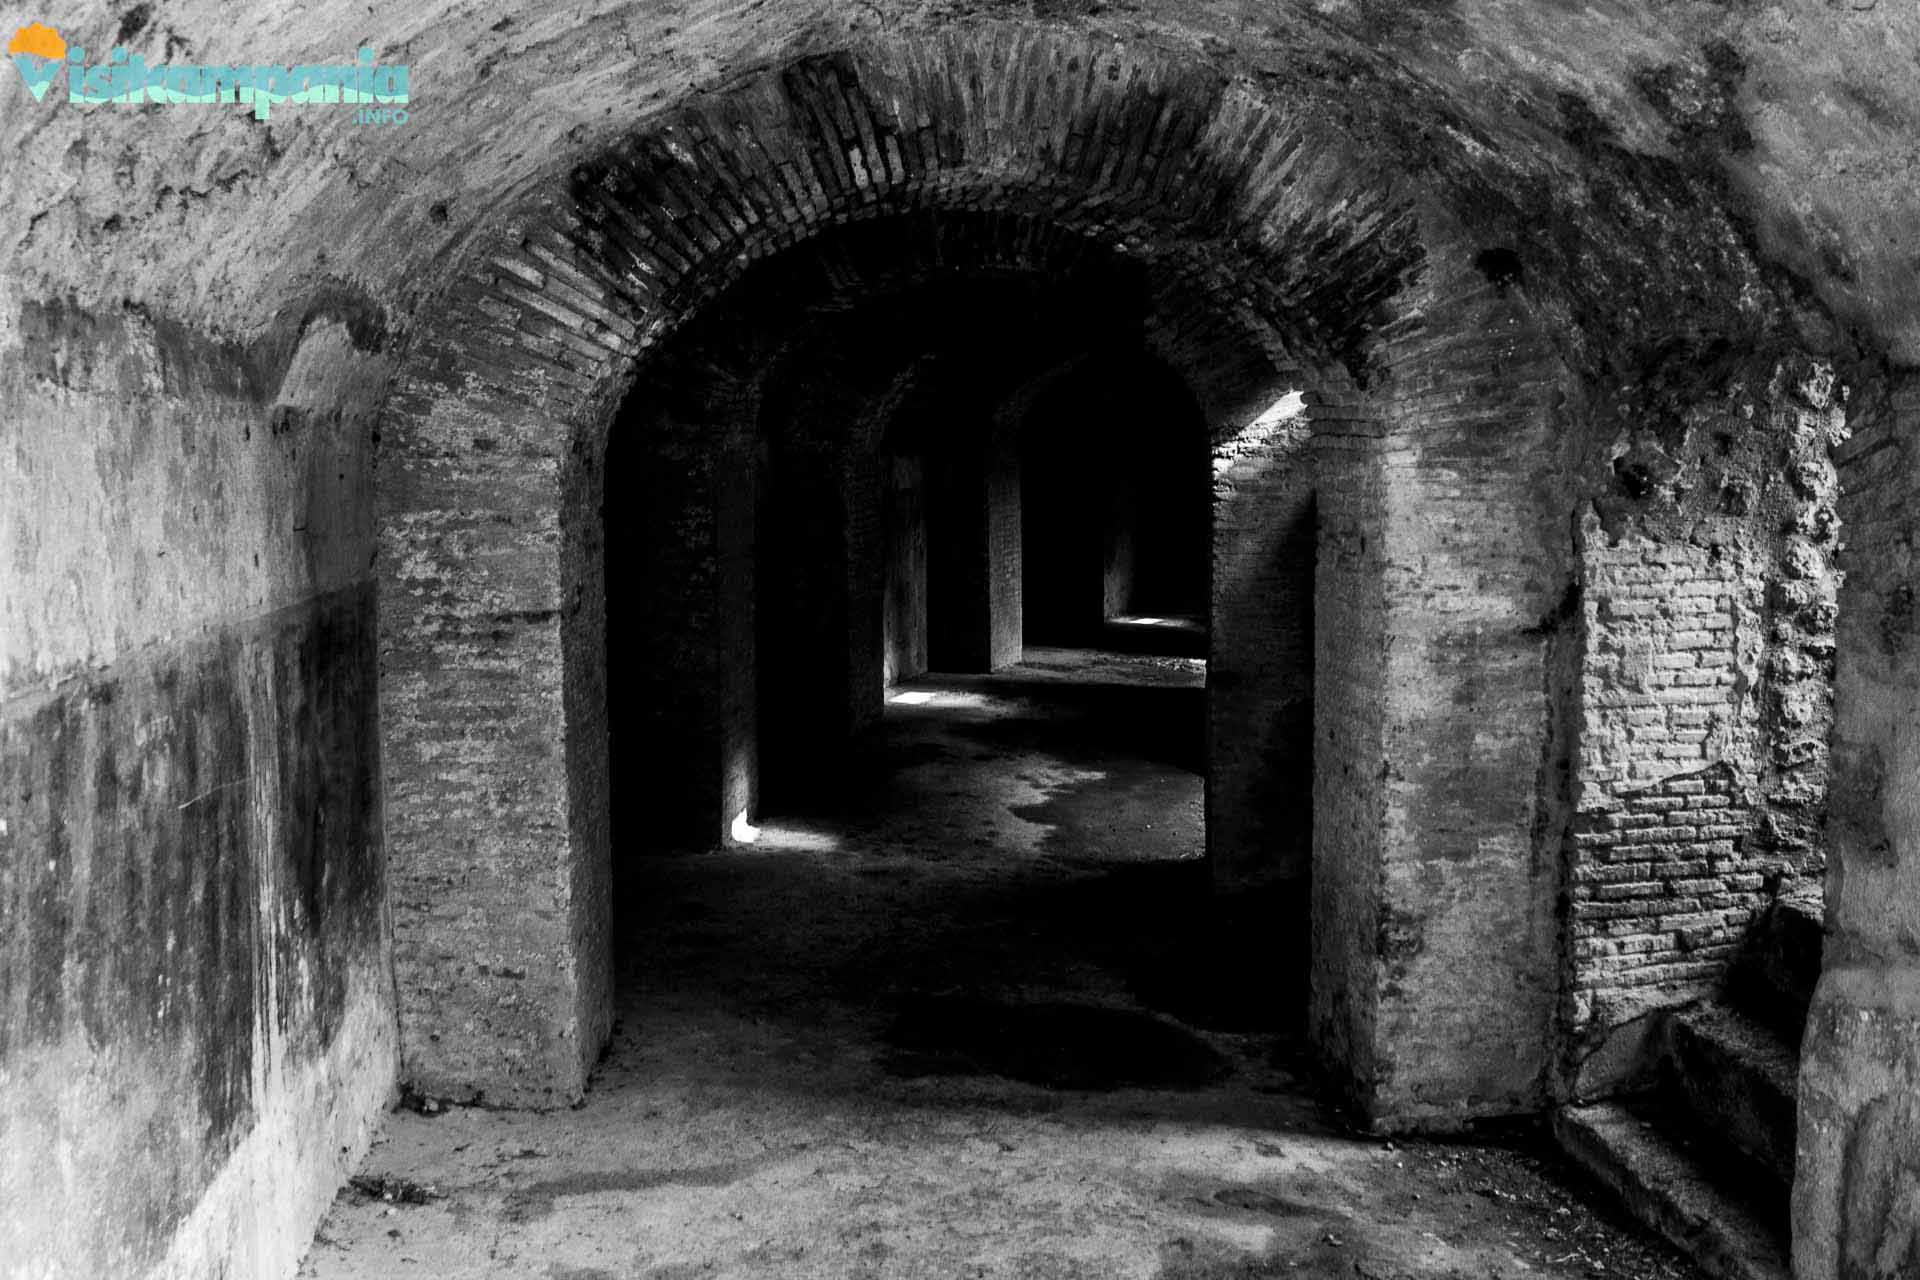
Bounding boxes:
846 444 888 734
1571 542 1761 1034
7 1 1919 1267
1208 393 1315 891
1347 230 1580 1127
378 26 1589 1131
1015 352 1208 646
1568 362 1843 1053
377 364 599 1105
883 455 930 685
1308 390 1390 1107
615 216 1209 844
926 428 1015 672
714 446 760 830
1102 474 1139 619
986 423 1025 671
605 371 750 852
1581 539 1751 790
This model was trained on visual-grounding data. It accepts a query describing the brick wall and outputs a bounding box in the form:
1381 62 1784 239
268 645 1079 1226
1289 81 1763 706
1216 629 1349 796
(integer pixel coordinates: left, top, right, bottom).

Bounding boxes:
1570 538 1758 1035
883 454 929 685
986 424 1025 671
608 420 727 850
1103 473 1139 619
1353 238 1579 1127
1209 393 1315 890
1309 393 1390 1103
714 447 759 832
845 449 889 734
927 435 992 671
1567 362 1842 1063
757 423 859 791
374 26 1558 1128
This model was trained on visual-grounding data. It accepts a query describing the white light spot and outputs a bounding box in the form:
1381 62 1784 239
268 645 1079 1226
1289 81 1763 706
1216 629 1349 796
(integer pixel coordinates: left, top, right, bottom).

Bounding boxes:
750 823 843 852
730 813 759 844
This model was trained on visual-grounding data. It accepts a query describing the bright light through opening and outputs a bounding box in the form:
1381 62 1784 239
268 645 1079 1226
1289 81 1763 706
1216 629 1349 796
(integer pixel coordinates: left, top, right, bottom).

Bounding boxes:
752 823 843 852
1251 388 1307 432
727 818 843 852
1214 390 1307 478
888 690 936 705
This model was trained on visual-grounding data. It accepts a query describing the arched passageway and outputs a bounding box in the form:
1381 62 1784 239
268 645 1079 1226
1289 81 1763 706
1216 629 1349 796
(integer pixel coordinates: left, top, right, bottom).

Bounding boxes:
7 5 1904 1278
594 211 1258 1103
376 31 1577 1142
363 25 1849 1257
601 213 1231 859
1019 353 1211 656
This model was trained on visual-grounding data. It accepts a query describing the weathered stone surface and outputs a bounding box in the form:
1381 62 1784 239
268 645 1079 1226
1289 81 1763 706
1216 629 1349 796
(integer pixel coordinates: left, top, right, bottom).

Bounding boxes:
379 30 1584 1131
1209 391 1314 891
1 3 1914 364
1663 1002 1802 1185
0 300 395 1279
6 4 1920 1277
1795 967 1920 1280
1557 1101 1792 1280
1795 372 1920 1280
1568 360 1842 1078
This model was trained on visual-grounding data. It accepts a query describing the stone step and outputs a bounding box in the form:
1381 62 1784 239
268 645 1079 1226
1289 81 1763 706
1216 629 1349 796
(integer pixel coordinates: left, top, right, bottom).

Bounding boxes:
1553 1102 1791 1280
1658 1001 1801 1186
1726 885 1824 1044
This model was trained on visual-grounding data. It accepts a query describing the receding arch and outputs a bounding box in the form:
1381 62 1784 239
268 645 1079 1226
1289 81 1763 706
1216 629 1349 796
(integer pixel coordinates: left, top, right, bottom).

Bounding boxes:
374 25 1577 1132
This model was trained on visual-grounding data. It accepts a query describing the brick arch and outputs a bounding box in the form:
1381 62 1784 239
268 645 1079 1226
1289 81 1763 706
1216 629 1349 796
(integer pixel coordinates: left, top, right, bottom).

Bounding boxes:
579 205 1307 878
376 23 1580 1123
605 206 1278 462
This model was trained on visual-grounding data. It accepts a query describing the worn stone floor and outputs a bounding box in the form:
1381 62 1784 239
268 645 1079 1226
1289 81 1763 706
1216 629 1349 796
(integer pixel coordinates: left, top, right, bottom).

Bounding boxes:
302 650 1702 1280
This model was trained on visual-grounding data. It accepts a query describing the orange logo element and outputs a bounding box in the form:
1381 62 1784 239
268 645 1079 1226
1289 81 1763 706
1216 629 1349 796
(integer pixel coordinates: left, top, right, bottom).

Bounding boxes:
8 23 65 60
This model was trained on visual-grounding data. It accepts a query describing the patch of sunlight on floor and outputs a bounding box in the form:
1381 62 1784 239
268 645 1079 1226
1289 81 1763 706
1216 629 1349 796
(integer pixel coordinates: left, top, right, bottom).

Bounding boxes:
886 689 992 710
740 820 844 852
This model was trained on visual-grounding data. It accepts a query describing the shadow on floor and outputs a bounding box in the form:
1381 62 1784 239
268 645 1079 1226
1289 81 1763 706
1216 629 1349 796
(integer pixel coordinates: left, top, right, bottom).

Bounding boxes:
301 651 1711 1280
613 848 1313 1117
764 654 1209 813
612 650 1310 1125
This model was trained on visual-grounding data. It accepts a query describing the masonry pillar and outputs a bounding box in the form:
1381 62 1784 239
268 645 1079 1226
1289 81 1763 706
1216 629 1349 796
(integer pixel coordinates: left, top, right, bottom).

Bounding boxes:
1104 471 1139 620
715 447 758 835
378 362 610 1107
1307 255 1575 1129
758 435 858 801
884 454 930 685
845 448 888 734
1795 372 1920 1280
611 385 760 853
1208 397 1315 891
1309 394 1390 1098
928 420 1022 672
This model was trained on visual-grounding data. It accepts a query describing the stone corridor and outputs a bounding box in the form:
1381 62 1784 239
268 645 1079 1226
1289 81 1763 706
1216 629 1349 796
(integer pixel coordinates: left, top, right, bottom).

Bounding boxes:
7 5 1920 1278
302 655 1696 1280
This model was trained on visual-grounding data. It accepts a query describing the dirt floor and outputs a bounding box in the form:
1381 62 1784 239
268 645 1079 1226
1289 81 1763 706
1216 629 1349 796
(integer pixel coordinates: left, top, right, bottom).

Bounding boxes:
302 650 1703 1280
